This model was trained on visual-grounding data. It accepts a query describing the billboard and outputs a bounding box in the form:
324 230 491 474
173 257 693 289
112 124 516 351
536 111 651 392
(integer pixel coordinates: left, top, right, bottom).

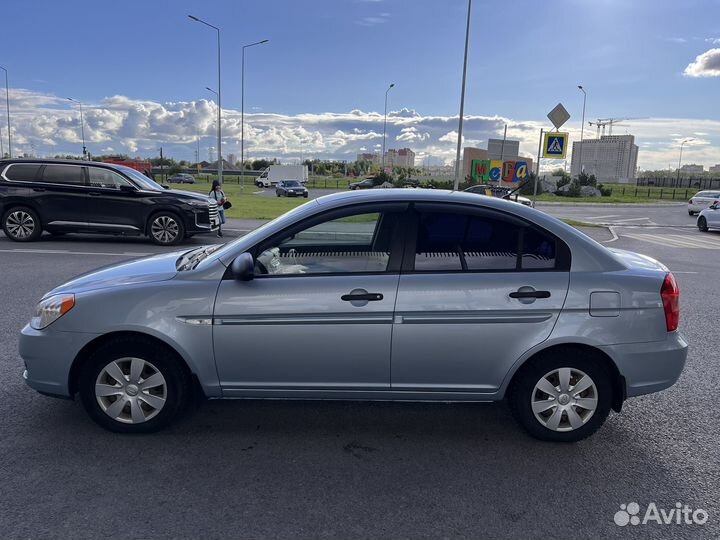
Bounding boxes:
471 159 530 183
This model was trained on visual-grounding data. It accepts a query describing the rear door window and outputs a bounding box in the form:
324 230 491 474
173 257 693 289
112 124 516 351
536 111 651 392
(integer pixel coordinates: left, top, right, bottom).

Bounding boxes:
41 165 86 186
412 210 560 272
3 164 41 182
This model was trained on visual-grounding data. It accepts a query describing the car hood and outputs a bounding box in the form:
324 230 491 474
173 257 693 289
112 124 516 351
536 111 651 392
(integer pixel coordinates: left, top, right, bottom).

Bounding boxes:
163 189 211 202
46 250 184 296
608 248 669 272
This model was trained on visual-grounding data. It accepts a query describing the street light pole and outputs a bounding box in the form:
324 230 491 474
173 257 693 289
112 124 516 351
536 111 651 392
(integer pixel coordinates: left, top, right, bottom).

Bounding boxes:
0 65 11 158
382 83 395 170
67 97 87 160
577 85 586 175
189 15 223 184
677 138 693 182
453 0 472 191
242 39 269 191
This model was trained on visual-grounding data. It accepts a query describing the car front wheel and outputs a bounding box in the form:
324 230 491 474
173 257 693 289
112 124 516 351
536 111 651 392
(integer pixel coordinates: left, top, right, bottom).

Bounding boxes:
2 206 42 242
508 349 612 442
148 212 185 245
79 337 191 433
698 216 709 232
688 210 695 216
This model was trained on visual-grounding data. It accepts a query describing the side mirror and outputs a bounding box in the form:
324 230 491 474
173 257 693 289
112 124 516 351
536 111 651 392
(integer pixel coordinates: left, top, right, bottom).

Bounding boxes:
119 184 136 193
231 252 255 281
162 184 170 190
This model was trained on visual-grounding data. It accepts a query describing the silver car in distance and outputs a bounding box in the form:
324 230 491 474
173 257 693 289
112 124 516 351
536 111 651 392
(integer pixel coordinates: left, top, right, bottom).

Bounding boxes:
19 190 687 442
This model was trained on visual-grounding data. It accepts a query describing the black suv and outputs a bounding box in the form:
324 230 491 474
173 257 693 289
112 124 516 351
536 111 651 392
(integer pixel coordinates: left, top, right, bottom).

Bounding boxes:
0 160 220 245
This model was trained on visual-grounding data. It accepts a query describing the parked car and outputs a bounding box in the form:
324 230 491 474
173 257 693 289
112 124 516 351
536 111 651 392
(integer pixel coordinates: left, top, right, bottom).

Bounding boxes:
349 178 375 190
465 184 533 206
168 173 196 184
687 190 720 215
697 203 720 232
19 190 687 441
276 180 309 198
0 160 219 245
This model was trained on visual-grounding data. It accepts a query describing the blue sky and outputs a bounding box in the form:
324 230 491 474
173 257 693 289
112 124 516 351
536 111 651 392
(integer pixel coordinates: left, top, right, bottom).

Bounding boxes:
1 0 719 168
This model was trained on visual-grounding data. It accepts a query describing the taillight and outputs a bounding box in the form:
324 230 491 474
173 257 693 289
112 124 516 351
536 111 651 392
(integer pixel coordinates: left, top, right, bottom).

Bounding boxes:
661 273 680 332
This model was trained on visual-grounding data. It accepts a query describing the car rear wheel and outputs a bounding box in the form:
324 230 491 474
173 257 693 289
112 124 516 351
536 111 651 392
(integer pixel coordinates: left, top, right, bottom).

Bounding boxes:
698 216 709 232
148 212 185 246
79 337 191 433
2 206 42 242
508 349 612 442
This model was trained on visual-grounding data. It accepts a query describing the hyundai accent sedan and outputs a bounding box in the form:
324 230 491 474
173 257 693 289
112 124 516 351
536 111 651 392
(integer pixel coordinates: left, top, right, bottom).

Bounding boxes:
19 190 687 442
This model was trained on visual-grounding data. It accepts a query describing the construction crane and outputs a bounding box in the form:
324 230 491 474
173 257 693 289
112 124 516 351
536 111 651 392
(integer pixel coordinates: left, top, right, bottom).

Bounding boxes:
588 117 648 138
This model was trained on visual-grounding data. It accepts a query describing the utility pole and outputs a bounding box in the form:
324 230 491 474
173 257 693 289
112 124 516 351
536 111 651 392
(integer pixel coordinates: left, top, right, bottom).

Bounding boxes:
453 0 472 191
382 83 395 170
533 128 544 208
577 85 586 175
189 15 223 184
0 66 11 158
160 147 164 183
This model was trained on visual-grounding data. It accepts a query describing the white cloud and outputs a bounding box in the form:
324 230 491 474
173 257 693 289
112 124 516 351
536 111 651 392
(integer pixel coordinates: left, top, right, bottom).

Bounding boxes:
665 37 687 43
4 88 720 170
684 48 720 77
705 37 720 45
356 11 391 26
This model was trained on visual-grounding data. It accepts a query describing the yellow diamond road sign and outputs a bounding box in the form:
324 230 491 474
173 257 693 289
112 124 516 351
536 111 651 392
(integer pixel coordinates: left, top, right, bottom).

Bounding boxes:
543 132 569 159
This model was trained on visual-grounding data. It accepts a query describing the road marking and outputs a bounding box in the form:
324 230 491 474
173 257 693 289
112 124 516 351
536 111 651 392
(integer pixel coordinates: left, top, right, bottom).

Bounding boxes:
622 233 720 249
601 226 619 244
0 248 153 256
612 217 652 223
585 214 621 220
665 234 720 248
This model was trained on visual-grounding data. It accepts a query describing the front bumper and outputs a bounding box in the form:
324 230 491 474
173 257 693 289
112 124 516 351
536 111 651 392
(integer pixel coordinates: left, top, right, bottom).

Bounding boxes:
19 324 100 398
601 332 688 398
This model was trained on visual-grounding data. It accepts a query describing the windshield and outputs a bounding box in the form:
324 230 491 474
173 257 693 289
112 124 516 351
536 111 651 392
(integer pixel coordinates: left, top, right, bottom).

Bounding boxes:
116 165 166 191
196 200 317 268
284 180 301 187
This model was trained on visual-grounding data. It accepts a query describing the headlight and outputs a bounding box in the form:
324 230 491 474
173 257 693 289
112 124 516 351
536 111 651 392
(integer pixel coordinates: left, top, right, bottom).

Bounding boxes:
188 199 210 207
30 294 75 330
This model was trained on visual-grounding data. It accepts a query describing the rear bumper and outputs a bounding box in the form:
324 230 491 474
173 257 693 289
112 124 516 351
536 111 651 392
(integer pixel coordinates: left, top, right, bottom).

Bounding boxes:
19 324 100 398
601 332 688 398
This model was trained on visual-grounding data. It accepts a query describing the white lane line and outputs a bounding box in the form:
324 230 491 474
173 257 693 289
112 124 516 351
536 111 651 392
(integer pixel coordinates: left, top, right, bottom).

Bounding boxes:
601 226 619 244
665 234 720 248
612 217 651 223
622 233 720 249
585 214 621 220
0 249 152 256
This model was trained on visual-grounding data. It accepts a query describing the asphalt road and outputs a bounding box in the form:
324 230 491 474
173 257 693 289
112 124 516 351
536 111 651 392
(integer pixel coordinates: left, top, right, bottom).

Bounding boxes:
0 203 718 539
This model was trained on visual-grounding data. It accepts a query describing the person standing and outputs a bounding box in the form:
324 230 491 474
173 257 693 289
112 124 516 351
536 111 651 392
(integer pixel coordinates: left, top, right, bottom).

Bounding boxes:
209 179 226 237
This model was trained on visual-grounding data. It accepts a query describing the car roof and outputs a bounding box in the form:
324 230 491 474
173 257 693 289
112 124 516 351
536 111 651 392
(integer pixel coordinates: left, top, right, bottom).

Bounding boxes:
0 158 126 172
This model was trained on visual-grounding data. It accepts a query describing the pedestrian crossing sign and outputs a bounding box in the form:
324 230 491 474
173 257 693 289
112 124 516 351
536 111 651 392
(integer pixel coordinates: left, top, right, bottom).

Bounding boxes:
543 132 568 159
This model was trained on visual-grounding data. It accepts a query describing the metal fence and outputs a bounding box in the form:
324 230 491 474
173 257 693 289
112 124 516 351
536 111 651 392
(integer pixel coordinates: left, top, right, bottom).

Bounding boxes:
637 177 720 189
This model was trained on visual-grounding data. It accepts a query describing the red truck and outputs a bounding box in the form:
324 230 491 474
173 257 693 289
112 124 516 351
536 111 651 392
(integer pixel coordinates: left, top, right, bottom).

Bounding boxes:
102 158 153 177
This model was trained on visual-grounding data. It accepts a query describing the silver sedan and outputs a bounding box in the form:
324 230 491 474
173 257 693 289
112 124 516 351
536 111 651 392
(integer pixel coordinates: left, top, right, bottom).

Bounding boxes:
19 190 687 442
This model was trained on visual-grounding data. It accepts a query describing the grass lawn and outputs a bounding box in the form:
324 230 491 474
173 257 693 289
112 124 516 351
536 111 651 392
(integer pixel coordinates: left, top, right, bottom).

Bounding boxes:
178 184 312 220
535 193 680 204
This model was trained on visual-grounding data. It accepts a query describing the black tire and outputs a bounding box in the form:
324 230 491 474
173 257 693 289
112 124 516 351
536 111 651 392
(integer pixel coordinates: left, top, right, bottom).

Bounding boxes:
508 347 613 442
698 216 709 232
2 206 42 242
304 194 309 198
276 192 281 197
78 337 191 433
147 211 185 246
688 210 695 216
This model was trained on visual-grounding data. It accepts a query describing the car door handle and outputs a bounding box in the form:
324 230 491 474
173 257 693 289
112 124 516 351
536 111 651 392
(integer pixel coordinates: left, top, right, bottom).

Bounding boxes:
32 187 45 192
341 292 384 302
509 290 551 299
88 191 102 196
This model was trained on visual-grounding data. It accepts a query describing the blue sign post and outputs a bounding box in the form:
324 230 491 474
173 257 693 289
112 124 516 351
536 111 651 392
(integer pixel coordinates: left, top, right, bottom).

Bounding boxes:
542 132 569 159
